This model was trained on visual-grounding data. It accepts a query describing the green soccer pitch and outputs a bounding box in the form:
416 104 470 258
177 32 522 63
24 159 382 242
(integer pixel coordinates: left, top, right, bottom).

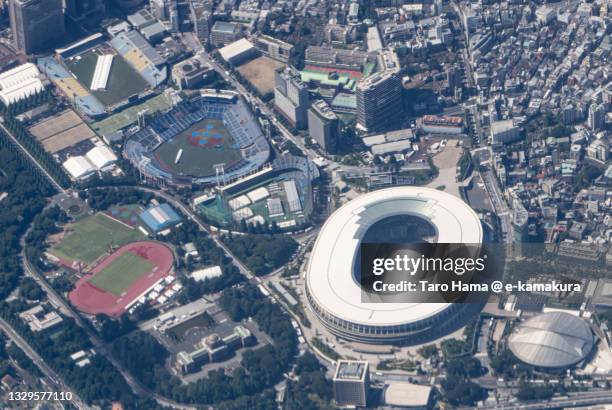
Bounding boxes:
49 213 145 265
87 252 154 296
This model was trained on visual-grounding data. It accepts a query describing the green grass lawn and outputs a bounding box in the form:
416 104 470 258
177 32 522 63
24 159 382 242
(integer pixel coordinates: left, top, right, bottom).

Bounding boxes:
153 119 241 178
88 252 154 295
66 50 148 106
50 213 145 264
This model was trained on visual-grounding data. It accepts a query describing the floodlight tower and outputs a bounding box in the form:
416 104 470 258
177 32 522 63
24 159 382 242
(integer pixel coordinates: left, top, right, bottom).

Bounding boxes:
214 163 226 187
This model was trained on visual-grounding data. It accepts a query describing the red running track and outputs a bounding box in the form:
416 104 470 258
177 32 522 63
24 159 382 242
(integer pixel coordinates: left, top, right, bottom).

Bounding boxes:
68 241 174 318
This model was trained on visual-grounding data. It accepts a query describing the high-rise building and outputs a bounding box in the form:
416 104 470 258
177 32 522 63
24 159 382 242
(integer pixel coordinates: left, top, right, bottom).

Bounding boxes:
447 64 462 94
588 103 605 131
308 100 340 153
356 48 403 133
333 360 370 408
150 0 168 20
274 66 310 129
115 0 145 13
190 2 212 45
64 0 104 22
586 139 609 163
356 72 402 132
490 120 521 145
9 0 65 54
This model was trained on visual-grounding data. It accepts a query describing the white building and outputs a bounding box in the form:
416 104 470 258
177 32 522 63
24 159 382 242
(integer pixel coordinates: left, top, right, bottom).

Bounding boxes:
491 120 521 145
0 63 44 106
190 266 222 282
218 38 258 66
85 145 117 170
63 156 97 180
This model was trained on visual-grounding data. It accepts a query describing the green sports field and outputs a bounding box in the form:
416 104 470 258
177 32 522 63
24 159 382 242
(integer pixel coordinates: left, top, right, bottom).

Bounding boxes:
50 213 145 265
66 49 148 107
153 119 242 178
88 252 154 296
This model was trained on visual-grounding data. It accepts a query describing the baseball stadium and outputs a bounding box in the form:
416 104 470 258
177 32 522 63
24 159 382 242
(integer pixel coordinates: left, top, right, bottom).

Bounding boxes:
196 155 319 230
69 241 174 317
305 187 485 345
124 90 270 186
38 32 166 117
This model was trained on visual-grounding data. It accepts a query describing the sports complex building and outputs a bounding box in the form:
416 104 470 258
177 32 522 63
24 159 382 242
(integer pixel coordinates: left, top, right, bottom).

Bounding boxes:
305 187 484 345
508 312 595 369
39 32 166 117
124 90 270 186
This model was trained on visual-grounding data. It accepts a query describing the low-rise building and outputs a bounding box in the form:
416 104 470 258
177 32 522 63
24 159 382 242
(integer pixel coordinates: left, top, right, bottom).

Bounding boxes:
218 38 258 66
172 56 216 89
19 305 63 332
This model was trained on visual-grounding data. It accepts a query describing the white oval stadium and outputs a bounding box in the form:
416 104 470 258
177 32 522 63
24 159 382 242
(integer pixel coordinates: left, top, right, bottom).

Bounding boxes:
306 187 484 345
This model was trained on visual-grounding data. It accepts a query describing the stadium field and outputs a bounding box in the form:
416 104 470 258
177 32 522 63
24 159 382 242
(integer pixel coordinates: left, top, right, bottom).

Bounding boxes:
88 252 154 295
65 49 147 106
153 119 242 178
50 213 145 265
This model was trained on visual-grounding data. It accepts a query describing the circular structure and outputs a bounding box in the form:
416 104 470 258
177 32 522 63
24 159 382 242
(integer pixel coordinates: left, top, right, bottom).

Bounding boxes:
124 90 270 186
508 312 594 368
306 187 484 345
69 241 174 318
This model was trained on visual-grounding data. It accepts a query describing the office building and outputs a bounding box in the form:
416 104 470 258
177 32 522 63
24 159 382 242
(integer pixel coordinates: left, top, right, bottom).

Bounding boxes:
190 2 212 45
308 99 340 153
420 115 464 135
65 0 104 22
588 103 605 131
150 0 168 20
253 35 294 63
9 0 65 54
115 0 145 12
356 71 402 132
210 21 242 46
172 55 216 89
491 120 521 145
333 360 370 408
586 139 609 163
274 66 310 129
355 48 403 133
305 45 376 70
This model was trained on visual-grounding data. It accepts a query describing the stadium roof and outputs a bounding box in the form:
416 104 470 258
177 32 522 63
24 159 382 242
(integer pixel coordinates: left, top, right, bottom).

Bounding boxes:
509 311 594 368
0 63 44 105
306 187 483 327
118 30 166 67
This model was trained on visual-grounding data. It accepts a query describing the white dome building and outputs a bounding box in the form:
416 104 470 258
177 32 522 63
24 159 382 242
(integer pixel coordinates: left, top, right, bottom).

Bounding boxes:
508 312 594 368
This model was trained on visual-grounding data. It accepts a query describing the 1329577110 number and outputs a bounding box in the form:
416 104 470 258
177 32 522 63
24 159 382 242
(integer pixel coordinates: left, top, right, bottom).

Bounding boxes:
8 391 73 401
